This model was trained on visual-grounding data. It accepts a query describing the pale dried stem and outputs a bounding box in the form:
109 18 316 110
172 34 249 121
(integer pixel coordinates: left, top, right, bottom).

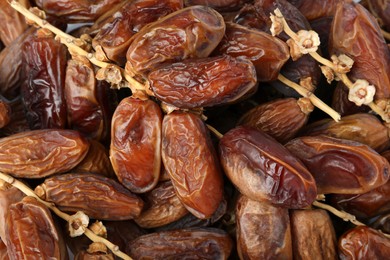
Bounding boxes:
206 124 223 139
0 171 132 260
381 29 390 41
277 74 341 122
9 0 145 94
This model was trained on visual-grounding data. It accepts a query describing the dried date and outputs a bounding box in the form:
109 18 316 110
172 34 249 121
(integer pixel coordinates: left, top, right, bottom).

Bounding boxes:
0 129 89 178
0 100 10 129
219 126 317 209
0 0 28 46
184 0 253 12
287 0 341 21
367 0 390 32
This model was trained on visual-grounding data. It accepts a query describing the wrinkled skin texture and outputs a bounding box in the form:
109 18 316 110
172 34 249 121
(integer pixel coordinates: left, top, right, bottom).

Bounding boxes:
110 97 162 193
0 0 28 46
330 180 390 220
149 55 257 109
22 32 68 130
35 173 144 220
368 0 390 31
338 226 390 259
185 0 253 12
287 0 342 20
34 0 124 23
214 22 289 82
126 228 233 259
290 209 337 260
236 195 292 260
0 184 24 242
4 197 62 260
0 129 89 178
302 113 390 152
285 135 390 194
219 126 317 209
125 5 225 77
162 112 224 219
0 98 30 137
92 0 183 65
0 101 10 129
329 1 390 103
238 98 312 144
134 181 189 228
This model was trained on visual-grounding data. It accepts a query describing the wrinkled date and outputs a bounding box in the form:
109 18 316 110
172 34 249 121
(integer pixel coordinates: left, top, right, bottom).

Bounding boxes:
110 97 162 193
219 126 317 209
34 173 144 220
214 22 290 82
126 228 233 259
238 97 313 144
0 129 89 178
162 111 224 219
134 181 188 229
290 209 337 260
236 195 292 259
149 55 257 109
4 196 64 259
287 0 341 21
285 135 390 194
0 0 28 46
125 5 225 77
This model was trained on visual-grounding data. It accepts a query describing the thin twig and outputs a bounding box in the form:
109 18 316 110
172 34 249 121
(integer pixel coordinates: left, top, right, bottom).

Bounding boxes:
206 124 223 139
0 172 132 260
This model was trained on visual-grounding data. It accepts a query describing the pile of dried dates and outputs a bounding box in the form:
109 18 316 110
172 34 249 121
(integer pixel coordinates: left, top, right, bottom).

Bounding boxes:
0 0 390 259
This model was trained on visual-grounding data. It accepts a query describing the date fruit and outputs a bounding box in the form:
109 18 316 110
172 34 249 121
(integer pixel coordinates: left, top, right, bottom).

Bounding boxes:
0 0 28 46
184 0 252 12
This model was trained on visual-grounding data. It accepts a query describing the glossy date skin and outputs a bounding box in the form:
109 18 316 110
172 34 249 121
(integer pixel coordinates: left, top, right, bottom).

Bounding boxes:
236 195 292 259
184 0 253 12
0 0 28 46
285 135 390 194
22 31 68 130
92 0 183 65
214 22 290 82
162 112 224 219
0 129 89 178
125 5 225 77
35 173 144 220
149 55 257 109
219 126 317 209
338 226 390 260
110 97 162 193
126 228 233 259
287 0 341 21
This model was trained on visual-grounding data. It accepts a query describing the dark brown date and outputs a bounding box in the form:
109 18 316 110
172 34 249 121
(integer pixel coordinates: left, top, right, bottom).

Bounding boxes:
0 239 7 260
34 173 144 220
285 135 390 194
0 129 89 178
236 195 292 259
110 97 162 193
125 5 225 77
338 226 390 259
4 196 65 259
134 181 188 228
0 98 30 137
214 22 290 82
126 228 233 259
371 213 390 234
162 111 224 219
331 82 370 117
219 126 317 209
238 98 313 143
0 0 28 46
149 55 257 109
22 30 68 130
0 100 10 129
368 0 390 31
184 0 253 12
92 0 183 65
302 113 390 152
290 209 337 260
287 0 341 21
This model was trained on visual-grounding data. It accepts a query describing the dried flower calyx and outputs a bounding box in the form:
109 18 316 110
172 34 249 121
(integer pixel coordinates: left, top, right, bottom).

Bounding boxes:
68 211 89 237
331 54 354 74
348 79 376 106
270 13 284 36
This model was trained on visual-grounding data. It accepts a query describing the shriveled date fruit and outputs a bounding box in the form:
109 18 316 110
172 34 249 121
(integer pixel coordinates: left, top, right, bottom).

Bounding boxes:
126 228 233 259
149 55 257 109
4 196 65 259
110 97 162 193
236 195 292 259
214 22 290 82
162 111 224 219
285 135 390 194
290 209 337 260
238 98 313 144
35 173 144 220
219 126 317 209
0 129 89 178
0 0 28 46
125 5 225 77
338 226 390 259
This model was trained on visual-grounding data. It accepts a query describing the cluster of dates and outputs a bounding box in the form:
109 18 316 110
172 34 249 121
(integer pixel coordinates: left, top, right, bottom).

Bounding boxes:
1 0 390 259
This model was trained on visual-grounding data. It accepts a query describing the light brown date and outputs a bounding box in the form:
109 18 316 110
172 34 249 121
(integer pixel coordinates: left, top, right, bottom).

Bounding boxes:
162 111 224 219
285 135 390 194
34 173 144 220
236 195 292 259
0 129 89 178
0 0 28 46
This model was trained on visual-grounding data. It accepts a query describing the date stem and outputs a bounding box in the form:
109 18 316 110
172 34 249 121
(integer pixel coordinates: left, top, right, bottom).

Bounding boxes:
0 171 133 260
277 74 341 121
206 124 223 139
381 29 390 41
